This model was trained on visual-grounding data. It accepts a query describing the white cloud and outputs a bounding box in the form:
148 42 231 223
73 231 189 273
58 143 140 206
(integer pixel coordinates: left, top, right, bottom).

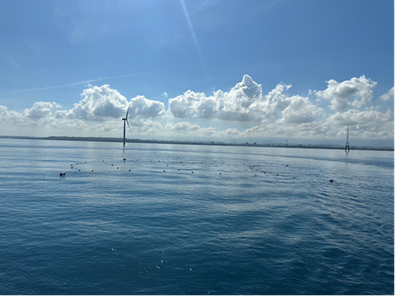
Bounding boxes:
325 108 392 128
56 84 128 121
166 121 200 131
277 96 323 124
168 90 207 118
23 101 59 119
379 87 394 101
128 95 165 120
0 75 393 142
314 75 377 111
55 84 165 123
168 74 293 123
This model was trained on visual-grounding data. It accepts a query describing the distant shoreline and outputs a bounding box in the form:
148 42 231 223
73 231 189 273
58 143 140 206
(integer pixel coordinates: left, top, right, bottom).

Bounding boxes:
0 135 393 151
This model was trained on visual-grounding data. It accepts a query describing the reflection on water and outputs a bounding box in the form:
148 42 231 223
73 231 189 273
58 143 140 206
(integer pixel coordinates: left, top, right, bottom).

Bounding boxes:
0 139 393 294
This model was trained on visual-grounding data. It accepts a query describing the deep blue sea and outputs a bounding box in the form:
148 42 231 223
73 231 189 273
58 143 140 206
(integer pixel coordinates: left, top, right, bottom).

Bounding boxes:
0 139 393 295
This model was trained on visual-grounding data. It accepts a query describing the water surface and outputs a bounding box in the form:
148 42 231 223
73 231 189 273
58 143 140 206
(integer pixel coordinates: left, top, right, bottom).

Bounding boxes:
0 139 393 294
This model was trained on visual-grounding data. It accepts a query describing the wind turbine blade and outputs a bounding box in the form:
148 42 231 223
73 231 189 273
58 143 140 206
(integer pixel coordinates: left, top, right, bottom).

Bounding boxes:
127 120 131 130
126 107 130 120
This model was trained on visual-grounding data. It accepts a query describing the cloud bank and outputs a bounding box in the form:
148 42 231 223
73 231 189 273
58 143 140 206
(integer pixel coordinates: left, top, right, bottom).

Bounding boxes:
0 75 393 144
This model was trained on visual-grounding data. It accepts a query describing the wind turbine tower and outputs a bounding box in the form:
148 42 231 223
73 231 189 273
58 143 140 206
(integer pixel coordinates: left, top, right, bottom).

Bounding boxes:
345 124 350 152
122 107 130 147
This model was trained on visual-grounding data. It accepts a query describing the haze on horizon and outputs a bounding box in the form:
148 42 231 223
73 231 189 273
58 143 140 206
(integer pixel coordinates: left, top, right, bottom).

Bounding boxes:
0 0 393 147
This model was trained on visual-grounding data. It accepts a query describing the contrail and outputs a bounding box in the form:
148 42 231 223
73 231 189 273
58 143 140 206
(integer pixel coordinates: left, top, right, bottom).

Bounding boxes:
180 0 209 78
0 73 140 96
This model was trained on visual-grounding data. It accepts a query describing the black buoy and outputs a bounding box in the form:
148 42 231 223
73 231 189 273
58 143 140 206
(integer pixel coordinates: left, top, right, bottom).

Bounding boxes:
329 179 334 183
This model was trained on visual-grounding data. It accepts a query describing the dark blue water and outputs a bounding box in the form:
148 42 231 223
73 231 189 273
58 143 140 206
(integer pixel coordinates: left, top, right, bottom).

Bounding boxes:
0 139 393 294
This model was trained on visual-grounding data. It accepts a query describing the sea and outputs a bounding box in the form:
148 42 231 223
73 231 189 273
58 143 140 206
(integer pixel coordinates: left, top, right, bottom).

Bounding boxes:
0 138 393 295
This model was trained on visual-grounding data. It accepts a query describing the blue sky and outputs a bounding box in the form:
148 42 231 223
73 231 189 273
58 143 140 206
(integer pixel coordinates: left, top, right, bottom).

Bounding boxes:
0 0 393 146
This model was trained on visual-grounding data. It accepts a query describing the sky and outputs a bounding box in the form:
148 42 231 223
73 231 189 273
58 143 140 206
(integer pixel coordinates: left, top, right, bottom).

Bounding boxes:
0 0 393 147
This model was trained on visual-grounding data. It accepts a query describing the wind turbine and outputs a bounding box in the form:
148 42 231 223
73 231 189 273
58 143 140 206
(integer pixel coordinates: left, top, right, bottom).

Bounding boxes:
122 107 130 147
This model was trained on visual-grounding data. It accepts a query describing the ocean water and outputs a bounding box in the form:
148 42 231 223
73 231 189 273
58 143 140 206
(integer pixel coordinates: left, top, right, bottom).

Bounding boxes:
0 139 393 295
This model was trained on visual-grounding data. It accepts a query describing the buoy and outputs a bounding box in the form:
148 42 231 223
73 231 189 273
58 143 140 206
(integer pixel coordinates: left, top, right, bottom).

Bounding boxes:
329 179 334 183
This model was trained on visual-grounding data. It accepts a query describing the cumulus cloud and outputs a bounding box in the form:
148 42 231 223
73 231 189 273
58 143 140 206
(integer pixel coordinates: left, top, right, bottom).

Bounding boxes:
0 75 393 142
128 95 165 120
277 96 323 124
168 90 207 119
325 108 392 127
168 75 294 123
379 87 394 101
55 84 165 123
23 101 60 119
56 84 128 121
314 75 377 111
165 121 200 131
